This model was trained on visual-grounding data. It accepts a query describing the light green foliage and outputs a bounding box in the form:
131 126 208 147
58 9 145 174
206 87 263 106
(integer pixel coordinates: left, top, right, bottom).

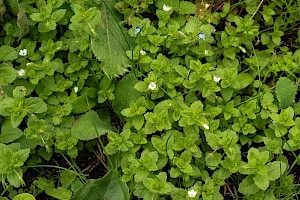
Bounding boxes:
0 143 30 187
239 148 287 192
0 86 47 128
1 0 300 199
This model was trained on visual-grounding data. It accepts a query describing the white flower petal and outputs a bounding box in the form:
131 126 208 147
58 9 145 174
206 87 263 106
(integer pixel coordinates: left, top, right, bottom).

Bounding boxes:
19 49 27 56
148 82 157 90
163 4 171 11
74 87 79 93
213 75 221 83
18 69 26 76
203 124 210 130
188 189 197 197
140 50 146 55
204 50 209 55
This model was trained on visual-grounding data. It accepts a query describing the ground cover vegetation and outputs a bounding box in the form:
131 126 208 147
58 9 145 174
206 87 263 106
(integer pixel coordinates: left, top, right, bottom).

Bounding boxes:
0 0 300 199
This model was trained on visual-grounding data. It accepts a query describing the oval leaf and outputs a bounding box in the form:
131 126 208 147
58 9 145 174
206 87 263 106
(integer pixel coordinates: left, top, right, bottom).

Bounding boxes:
71 110 113 140
73 170 129 200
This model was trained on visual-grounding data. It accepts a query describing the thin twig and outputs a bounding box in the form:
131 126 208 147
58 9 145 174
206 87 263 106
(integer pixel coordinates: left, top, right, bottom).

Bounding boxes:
250 0 265 20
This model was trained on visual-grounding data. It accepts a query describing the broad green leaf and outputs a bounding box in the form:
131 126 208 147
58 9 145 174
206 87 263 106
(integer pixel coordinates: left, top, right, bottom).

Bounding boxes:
91 1 132 78
60 170 77 188
205 152 222 170
7 168 23 187
266 161 287 181
253 174 269 190
72 170 129 200
112 73 142 118
0 46 18 61
51 9 66 22
71 110 113 140
71 96 97 114
275 77 297 108
232 73 254 89
25 97 47 113
13 193 36 200
179 1 196 14
238 175 260 195
46 188 72 200
0 124 23 143
0 66 17 86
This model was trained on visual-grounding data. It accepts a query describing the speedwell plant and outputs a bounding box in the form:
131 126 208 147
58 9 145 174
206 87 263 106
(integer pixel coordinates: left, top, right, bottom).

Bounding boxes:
0 0 300 199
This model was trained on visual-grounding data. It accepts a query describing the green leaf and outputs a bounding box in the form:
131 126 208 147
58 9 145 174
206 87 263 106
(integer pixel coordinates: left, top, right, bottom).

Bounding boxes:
0 65 17 86
45 188 72 200
266 161 287 181
13 193 36 200
238 175 260 195
224 47 236 60
71 96 97 114
60 170 77 188
143 172 172 194
0 46 18 61
25 97 47 113
0 124 23 143
132 115 144 130
261 33 270 45
205 152 222 170
294 101 300 115
4 0 19 16
91 1 132 78
73 170 129 200
71 110 113 140
275 77 297 109
11 111 26 128
51 9 66 22
112 74 142 118
232 73 254 89
179 1 196 14
253 174 269 190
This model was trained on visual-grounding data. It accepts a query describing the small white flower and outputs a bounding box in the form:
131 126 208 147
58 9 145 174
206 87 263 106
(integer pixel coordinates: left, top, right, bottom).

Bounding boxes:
204 50 209 55
239 46 247 53
74 87 79 93
18 69 26 76
205 4 210 9
178 31 184 35
140 50 146 55
188 189 197 197
213 75 221 83
26 63 32 66
203 124 210 130
148 82 157 90
19 49 27 56
163 4 171 11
